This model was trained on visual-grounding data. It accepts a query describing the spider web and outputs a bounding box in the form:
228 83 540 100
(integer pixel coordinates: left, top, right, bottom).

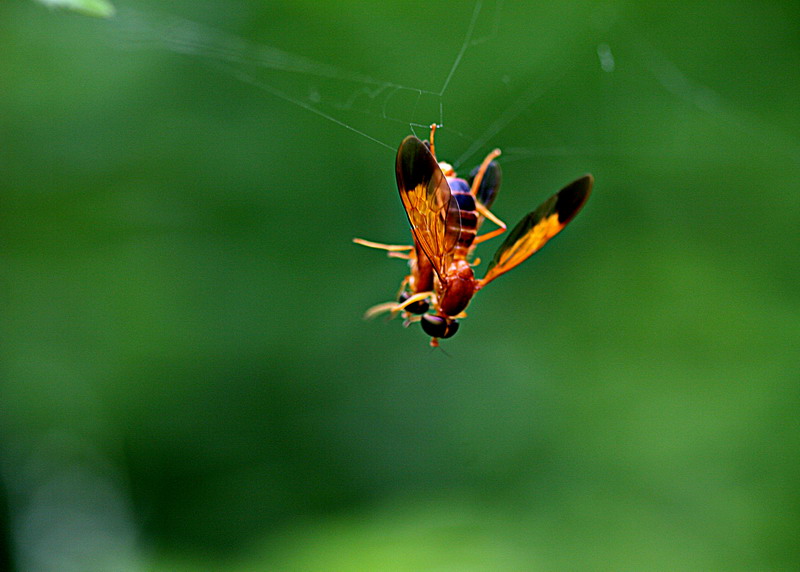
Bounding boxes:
110 3 491 151
105 1 800 174
104 2 645 169
103 0 576 168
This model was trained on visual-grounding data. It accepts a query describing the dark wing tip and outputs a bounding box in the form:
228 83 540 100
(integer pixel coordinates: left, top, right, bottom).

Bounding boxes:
396 136 434 191
556 174 593 225
469 160 503 209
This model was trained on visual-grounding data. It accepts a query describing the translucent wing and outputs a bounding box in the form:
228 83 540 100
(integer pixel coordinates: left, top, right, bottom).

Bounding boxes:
396 135 461 279
480 174 593 286
469 159 502 210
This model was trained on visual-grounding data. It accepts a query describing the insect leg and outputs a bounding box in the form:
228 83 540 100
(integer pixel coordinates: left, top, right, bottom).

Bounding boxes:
363 301 402 320
473 202 507 244
468 147 507 244
469 148 501 198
396 291 433 311
353 238 414 259
428 123 438 159
363 290 432 320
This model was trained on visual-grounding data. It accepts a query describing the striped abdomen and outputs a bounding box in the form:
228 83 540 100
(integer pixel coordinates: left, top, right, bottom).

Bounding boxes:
447 177 477 260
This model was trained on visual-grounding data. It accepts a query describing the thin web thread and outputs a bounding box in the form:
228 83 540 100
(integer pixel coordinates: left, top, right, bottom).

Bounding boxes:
111 5 490 151
453 67 568 169
218 62 395 151
438 0 483 97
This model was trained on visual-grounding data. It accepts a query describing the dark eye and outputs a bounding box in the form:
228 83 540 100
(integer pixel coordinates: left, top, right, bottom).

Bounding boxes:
398 291 429 315
420 314 460 339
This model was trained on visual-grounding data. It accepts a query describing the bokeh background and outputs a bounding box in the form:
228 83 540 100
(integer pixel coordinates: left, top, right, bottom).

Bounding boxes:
2 0 799 570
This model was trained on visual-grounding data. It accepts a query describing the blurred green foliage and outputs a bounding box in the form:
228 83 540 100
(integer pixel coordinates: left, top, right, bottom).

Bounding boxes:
2 1 799 570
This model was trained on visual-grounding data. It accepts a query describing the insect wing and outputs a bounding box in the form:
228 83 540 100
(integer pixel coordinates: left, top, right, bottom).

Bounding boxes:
396 136 461 278
480 174 593 286
469 159 502 209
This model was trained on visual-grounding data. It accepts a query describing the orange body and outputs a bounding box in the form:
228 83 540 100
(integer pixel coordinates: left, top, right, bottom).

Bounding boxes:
437 259 476 317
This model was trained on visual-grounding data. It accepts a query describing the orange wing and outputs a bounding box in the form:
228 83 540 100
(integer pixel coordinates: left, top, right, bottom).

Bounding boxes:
395 136 461 279
480 174 593 286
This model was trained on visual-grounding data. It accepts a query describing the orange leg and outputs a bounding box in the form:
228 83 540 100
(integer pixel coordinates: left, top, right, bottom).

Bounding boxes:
363 301 402 320
468 148 507 244
473 202 507 244
428 123 439 160
469 148 502 197
363 290 433 320
353 238 414 259
396 291 433 311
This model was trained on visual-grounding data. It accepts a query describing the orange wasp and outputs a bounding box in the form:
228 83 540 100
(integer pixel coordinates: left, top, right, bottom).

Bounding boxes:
355 125 593 347
354 125 505 326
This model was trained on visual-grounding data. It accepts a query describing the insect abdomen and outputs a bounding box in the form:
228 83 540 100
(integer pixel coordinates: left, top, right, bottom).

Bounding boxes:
448 178 477 260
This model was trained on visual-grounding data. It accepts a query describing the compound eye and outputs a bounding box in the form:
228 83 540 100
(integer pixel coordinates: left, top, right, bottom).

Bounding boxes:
398 291 429 315
420 314 459 339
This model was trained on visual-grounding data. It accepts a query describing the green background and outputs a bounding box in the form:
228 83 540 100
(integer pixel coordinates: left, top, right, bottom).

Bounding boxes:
2 1 799 569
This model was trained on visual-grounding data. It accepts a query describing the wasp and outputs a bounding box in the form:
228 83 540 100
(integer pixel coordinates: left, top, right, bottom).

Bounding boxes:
355 125 592 347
